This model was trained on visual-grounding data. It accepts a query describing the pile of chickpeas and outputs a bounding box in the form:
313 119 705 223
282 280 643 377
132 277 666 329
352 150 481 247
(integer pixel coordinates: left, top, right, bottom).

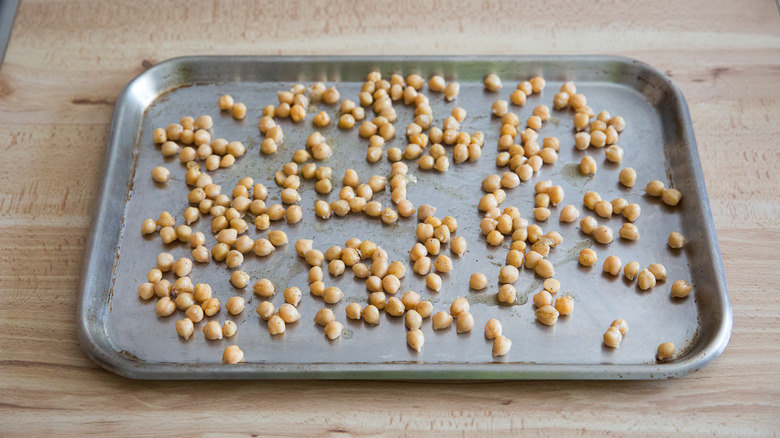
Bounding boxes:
136 69 693 365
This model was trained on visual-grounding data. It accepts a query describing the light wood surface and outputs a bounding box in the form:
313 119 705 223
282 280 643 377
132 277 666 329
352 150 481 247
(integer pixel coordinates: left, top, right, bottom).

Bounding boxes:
1 0 779 435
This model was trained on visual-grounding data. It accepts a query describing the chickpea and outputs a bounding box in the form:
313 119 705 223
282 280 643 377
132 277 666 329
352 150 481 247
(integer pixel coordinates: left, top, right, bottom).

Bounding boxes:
593 225 614 244
137 282 155 300
534 305 558 326
346 303 364 320
448 297 469 317
229 269 248 288
553 91 570 109
313 309 335 327
433 255 453 273
579 156 597 175
310 281 325 297
605 145 624 163
670 280 693 298
267 315 286 335
173 318 195 340
622 203 641 222
637 268 657 290
268 230 288 247
404 309 423 331
184 304 203 323
202 321 223 341
456 312 474 333
231 102 247 120
533 207 550 221
484 73 502 91
256 301 275 321
594 200 613 219
619 223 640 241
491 100 508 117
579 216 598 234
662 188 682 206
648 263 667 281
141 218 157 235
524 250 542 270
498 265 519 284
617 167 637 188
443 82 460 101
151 166 170 183
383 297 403 317
579 248 598 267
603 327 623 348
533 290 553 308
486 230 505 246
619 261 639 281
322 286 343 304
253 278 275 298
665 231 686 249
222 321 238 338
641 180 666 197
430 311 453 330
553 296 572 316
278 303 301 324
657 342 675 361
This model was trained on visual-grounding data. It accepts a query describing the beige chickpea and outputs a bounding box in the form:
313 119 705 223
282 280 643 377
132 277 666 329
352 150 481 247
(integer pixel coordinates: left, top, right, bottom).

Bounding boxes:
533 290 553 308
619 223 640 240
662 188 683 206
253 278 275 298
553 91 570 109
491 100 508 117
580 156 597 175
268 315 286 335
603 327 623 348
491 335 512 357
278 304 301 324
151 166 170 183
405 329 424 352
443 82 460 101
256 301 275 321
645 180 666 196
456 312 475 333
450 297 469 317
595 200 613 219
268 230 288 247
524 250 542 270
622 203 641 222
202 321 223 340
345 302 364 320
229 270 249 288
657 342 675 361
432 311 453 330
383 297 403 317
580 216 598 234
648 263 667 281
618 168 637 188
231 102 246 120
285 205 303 224
449 236 467 257
579 248 598 267
185 304 204 323
399 291 420 311
308 266 323 284
603 255 623 276
555 296 574 316
161 140 180 157
225 296 245 315
222 321 238 338
310 281 325 297
314 308 336 327
484 73 502 91
323 286 344 304
668 231 686 249
484 319 503 340
433 255 453 273
222 345 244 364
362 305 380 325
623 261 641 281
534 259 555 278
593 225 614 244
535 305 559 326
637 269 657 290
137 282 155 300
175 318 194 340
493 284 515 305
671 280 693 298
486 230 505 246
499 265 520 284
505 250 523 269
405 309 423 331
141 218 157 235
605 145 624 163
610 198 628 215
534 207 551 221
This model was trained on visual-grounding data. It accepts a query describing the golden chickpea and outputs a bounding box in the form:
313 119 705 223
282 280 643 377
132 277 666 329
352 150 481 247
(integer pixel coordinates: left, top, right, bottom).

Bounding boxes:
268 230 288 247
594 200 613 219
359 304 379 325
278 303 301 324
222 321 238 338
253 278 275 298
312 308 335 327
533 290 553 308
444 82 460 101
151 166 170 183
447 297 469 317
405 309 423 331
310 281 325 297
484 73 502 91
254 301 275 321
668 231 686 249
648 263 667 281
433 255 453 273
605 145 623 163
224 296 245 316
534 259 554 278
553 296 573 316
615 168 636 188
620 261 639 281
553 91 570 109
384 297 404 317
643 180 666 197
593 225 614 244
619 223 640 241
430 311 453 330
201 320 223 341
174 318 194 340
491 100 508 117
637 269 657 290
670 280 693 298
524 250 542 270
456 312 474 334
486 230 505 246
405 329 424 352
579 156 597 175
533 207 551 221
603 327 623 348
621 203 641 222
221 345 244 364
662 188 683 206
323 286 343 304
229 270 249 288
657 342 675 361
137 282 155 300
599 255 622 276
498 265 519 284
231 102 246 120
267 315 286 335
579 248 598 267
166 123 183 141
534 305 558 326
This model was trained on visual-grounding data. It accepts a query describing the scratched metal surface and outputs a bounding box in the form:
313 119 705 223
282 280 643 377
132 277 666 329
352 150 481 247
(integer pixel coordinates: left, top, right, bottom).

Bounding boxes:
78 56 731 379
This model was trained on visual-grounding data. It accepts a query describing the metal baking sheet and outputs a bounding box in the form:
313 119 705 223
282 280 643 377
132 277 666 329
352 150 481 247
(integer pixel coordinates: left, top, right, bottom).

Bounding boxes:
78 56 731 379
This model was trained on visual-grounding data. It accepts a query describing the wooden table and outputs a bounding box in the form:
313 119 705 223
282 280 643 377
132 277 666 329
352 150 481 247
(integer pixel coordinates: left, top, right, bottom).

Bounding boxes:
1 0 778 435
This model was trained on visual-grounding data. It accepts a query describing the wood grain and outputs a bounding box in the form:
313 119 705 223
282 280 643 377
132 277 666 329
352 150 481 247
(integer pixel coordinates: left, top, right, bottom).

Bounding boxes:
0 0 779 435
